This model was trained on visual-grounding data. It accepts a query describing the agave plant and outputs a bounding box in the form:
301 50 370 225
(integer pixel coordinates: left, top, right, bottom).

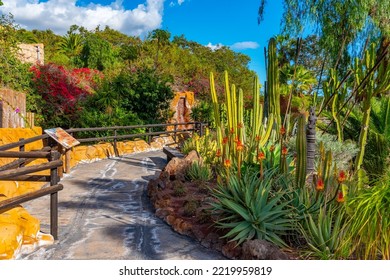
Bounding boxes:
210 168 294 247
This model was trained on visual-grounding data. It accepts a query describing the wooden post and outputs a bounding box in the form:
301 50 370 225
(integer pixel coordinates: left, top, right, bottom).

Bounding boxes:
57 145 64 178
19 138 25 167
174 123 177 143
113 129 119 157
148 127 152 144
199 123 204 137
49 151 60 240
65 149 71 173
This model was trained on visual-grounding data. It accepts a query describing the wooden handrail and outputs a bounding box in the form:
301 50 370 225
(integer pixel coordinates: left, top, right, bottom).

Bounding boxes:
76 129 195 143
0 184 63 212
0 134 48 151
66 122 199 133
0 150 51 158
0 159 62 180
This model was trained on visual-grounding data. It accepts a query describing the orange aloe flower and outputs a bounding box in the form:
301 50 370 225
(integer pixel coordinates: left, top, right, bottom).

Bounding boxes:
337 170 347 184
224 159 231 168
255 135 261 142
257 151 266 161
236 140 244 152
222 137 228 145
269 145 275 152
282 146 288 156
316 178 324 191
216 149 221 157
229 127 235 135
336 190 345 203
280 126 286 136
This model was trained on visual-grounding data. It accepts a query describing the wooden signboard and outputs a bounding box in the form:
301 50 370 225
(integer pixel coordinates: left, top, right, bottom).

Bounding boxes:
44 128 80 149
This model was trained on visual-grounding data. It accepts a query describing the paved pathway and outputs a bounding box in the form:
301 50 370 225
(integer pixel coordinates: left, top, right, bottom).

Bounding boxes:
20 151 225 260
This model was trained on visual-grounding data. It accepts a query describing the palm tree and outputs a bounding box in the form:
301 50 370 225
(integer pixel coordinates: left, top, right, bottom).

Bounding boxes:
149 29 171 69
59 33 82 60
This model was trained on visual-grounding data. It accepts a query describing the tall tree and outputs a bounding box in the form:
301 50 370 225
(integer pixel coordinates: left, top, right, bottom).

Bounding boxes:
259 0 390 71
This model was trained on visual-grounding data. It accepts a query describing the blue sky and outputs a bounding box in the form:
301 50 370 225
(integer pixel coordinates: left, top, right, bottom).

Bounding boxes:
0 0 285 83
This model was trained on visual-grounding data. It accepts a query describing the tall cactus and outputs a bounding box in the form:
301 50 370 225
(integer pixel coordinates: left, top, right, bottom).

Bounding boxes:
209 71 274 168
266 37 281 132
306 106 317 183
354 43 390 170
296 114 307 188
210 72 223 152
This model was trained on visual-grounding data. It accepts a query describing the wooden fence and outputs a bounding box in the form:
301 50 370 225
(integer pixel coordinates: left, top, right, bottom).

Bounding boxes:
0 122 205 240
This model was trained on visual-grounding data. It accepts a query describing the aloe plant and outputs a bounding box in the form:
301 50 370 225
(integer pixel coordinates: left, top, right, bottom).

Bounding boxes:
210 168 293 247
300 206 348 259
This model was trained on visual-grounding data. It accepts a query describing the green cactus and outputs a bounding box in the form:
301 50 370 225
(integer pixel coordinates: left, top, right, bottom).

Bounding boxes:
296 114 307 188
354 43 390 170
266 37 281 133
323 68 346 142
210 72 223 152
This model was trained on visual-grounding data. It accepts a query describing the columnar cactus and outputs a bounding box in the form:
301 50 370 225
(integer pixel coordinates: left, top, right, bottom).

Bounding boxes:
306 106 317 182
296 113 307 188
266 37 281 133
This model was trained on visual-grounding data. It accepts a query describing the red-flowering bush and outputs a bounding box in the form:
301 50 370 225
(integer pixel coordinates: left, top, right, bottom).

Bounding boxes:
30 63 103 127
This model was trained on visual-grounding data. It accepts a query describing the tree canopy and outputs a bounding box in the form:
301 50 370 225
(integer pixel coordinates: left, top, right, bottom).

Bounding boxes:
259 0 390 70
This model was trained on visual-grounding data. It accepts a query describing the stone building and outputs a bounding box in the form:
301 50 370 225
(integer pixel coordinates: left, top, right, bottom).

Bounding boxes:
17 43 44 65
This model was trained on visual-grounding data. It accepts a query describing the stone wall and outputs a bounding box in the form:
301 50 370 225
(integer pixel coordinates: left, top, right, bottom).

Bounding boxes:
0 88 26 128
17 43 44 65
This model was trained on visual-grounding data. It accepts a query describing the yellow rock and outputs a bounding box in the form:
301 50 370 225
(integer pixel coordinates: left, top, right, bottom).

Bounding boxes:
0 223 23 260
133 139 151 152
86 145 98 160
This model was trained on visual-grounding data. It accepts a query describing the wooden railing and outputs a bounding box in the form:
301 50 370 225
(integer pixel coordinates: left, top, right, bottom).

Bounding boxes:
0 121 205 240
0 147 63 239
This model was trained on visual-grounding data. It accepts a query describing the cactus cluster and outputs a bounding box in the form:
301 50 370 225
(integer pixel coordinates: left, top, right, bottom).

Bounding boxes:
209 71 274 176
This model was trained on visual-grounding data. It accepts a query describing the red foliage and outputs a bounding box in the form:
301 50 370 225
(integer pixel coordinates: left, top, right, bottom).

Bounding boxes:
30 63 103 114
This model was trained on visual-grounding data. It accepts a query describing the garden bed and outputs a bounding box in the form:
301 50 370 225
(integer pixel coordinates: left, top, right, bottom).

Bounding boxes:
147 150 295 260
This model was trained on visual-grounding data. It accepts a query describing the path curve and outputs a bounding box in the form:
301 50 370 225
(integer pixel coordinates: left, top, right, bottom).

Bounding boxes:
21 151 225 260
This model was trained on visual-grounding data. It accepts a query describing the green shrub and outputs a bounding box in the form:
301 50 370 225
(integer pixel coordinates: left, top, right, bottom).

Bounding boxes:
172 181 187 197
185 161 212 182
183 199 199 217
181 132 218 165
342 177 390 259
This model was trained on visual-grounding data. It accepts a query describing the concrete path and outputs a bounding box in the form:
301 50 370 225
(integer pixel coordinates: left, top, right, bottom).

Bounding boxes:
20 151 225 260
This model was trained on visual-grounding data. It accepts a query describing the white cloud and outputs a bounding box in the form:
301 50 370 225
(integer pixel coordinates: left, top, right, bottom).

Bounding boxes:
206 42 223 51
230 41 260 50
169 0 185 7
0 0 164 36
